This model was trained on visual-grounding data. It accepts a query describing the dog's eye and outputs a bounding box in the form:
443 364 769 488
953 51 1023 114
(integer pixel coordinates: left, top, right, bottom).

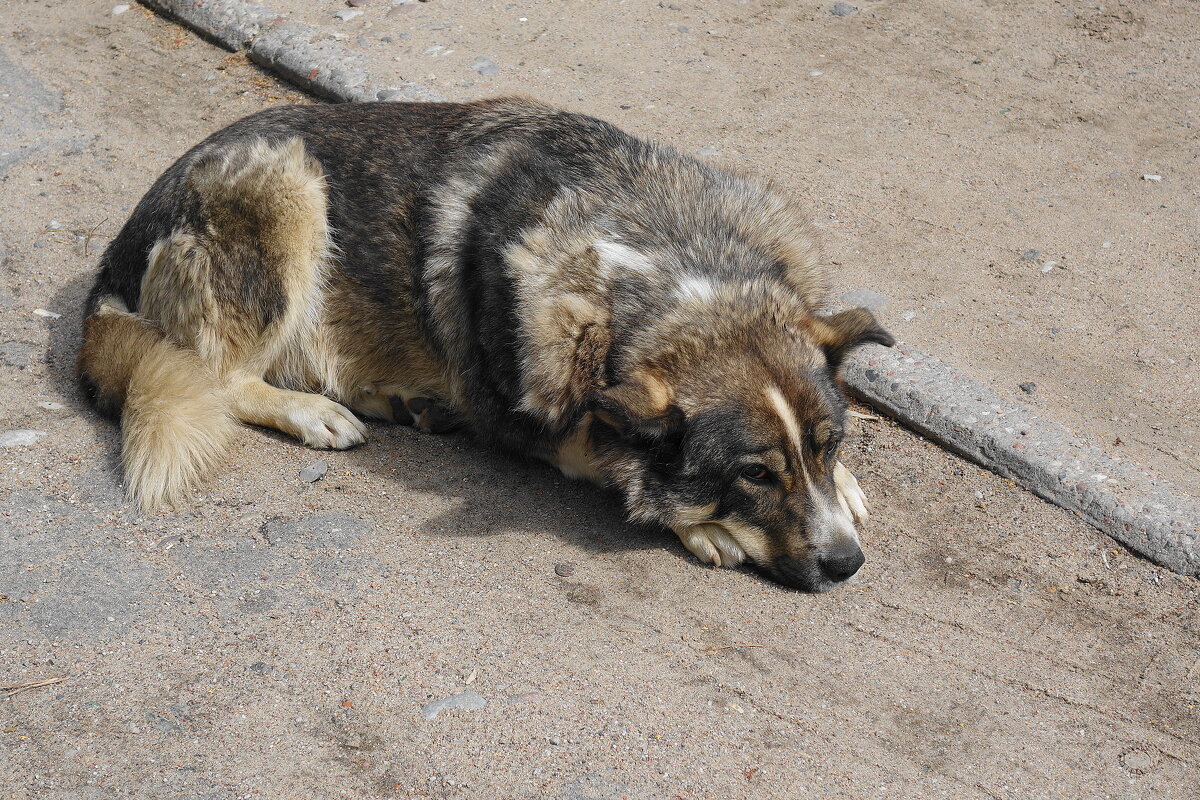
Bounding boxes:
741 464 772 484
811 431 842 457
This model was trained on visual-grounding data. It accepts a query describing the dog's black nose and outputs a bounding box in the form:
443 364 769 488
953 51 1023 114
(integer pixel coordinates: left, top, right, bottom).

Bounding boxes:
819 545 865 583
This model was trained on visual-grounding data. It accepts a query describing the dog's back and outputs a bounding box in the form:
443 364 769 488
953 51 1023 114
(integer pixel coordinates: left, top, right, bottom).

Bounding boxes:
81 98 826 494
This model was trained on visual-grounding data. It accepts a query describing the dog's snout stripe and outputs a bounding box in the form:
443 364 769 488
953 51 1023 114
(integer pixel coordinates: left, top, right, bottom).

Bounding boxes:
766 385 857 547
766 385 803 459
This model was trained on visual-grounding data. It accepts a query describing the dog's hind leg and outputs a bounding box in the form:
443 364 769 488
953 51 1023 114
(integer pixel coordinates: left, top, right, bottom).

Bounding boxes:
227 373 366 449
141 137 365 453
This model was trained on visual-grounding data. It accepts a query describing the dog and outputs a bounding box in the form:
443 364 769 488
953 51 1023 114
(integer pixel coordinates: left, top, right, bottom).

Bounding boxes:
77 98 894 592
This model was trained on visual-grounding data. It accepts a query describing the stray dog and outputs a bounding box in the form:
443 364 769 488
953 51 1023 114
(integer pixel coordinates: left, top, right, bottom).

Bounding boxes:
78 99 893 591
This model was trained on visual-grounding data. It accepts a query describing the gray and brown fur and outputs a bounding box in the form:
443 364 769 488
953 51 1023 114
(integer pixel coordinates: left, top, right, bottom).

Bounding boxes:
78 98 893 591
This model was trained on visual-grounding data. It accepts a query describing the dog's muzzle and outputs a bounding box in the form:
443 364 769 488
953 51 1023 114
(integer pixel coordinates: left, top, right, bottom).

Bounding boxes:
767 539 865 592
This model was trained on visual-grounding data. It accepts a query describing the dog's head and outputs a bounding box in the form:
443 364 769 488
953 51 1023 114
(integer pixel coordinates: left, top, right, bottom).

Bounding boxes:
591 306 894 592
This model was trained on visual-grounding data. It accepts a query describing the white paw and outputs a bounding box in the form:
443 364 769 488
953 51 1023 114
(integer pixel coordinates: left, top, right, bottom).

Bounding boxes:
833 461 869 524
288 398 367 449
675 523 747 568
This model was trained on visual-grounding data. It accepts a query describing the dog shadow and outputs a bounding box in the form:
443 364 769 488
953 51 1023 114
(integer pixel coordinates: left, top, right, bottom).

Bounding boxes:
46 273 127 480
341 421 673 559
52 274 675 559
45 274 91 406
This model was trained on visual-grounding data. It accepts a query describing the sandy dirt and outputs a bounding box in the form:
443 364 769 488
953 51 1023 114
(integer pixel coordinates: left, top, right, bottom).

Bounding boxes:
1 2 1198 799
245 0 1200 494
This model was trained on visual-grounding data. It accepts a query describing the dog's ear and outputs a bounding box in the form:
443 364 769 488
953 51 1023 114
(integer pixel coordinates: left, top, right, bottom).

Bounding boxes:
809 308 895 371
590 370 686 455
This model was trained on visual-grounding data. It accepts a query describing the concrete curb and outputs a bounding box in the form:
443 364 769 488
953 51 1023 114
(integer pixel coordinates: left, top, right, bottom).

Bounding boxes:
139 0 439 103
844 345 1197 575
138 0 1199 577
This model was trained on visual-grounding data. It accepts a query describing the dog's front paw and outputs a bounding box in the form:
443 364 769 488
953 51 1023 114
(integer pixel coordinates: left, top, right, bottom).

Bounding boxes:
674 523 747 568
833 461 869 524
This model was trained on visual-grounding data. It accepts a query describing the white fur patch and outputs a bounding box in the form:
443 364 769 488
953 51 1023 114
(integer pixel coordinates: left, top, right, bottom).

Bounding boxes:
766 385 803 454
673 275 717 302
593 240 658 276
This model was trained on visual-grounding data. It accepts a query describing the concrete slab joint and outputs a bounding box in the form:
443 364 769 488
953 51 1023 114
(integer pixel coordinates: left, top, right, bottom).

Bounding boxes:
136 0 1199 578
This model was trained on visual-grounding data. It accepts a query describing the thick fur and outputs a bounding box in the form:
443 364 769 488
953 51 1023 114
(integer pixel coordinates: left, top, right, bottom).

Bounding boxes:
78 303 236 510
78 98 893 590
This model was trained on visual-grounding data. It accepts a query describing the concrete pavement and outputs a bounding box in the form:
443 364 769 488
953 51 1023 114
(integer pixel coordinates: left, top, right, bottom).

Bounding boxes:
1 3 1198 799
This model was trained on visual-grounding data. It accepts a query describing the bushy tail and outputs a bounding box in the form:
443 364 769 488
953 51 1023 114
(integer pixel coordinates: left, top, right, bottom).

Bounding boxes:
77 299 235 511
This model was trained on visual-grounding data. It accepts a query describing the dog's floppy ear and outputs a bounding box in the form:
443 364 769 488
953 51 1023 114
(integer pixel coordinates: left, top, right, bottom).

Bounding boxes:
590 370 686 454
810 308 896 371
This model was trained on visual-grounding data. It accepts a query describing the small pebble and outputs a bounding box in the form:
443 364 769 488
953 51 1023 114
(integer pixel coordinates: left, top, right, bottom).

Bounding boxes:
33 308 62 319
1020 248 1041 261
470 56 500 76
420 691 486 720
838 288 888 312
1019 382 1036 394
1141 174 1162 182
973 491 984 500
37 402 65 410
334 8 364 20
112 5 129 15
0 430 46 447
554 562 576 578
830 2 859 15
809 70 824 77
506 691 542 705
299 459 328 483
1040 260 1057 273
900 311 916 322
1120 748 1156 773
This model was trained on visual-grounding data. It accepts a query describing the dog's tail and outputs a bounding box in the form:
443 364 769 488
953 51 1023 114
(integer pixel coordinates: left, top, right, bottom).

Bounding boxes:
77 297 235 511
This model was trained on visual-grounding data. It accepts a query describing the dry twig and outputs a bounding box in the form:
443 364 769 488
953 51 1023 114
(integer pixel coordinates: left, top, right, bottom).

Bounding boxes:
700 644 765 655
2 676 67 699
